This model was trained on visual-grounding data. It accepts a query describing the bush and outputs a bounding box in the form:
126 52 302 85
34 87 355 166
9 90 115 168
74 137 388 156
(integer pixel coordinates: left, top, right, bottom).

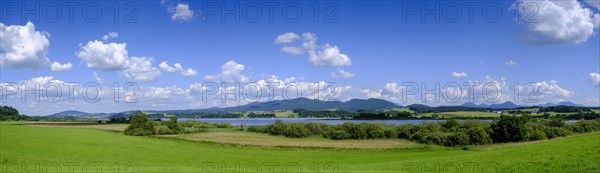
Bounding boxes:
165 116 184 134
365 123 386 139
447 131 470 146
267 120 290 136
284 123 311 138
441 119 460 131
464 126 492 145
215 123 233 128
341 122 367 139
567 119 600 133
491 115 529 142
323 127 351 140
396 124 413 139
543 127 571 139
383 126 398 139
305 122 325 136
418 132 452 145
247 126 268 133
124 113 156 136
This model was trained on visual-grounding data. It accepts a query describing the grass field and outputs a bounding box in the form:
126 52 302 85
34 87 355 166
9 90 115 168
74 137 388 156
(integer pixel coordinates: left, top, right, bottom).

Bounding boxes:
1 122 599 172
160 131 431 149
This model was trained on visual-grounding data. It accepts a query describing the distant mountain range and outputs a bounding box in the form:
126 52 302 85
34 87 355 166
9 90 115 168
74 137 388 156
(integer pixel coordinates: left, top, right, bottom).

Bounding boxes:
460 101 585 109
47 98 590 117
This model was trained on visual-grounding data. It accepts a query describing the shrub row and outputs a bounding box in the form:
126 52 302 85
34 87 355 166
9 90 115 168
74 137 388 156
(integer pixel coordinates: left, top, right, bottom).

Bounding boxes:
247 117 600 146
125 114 233 136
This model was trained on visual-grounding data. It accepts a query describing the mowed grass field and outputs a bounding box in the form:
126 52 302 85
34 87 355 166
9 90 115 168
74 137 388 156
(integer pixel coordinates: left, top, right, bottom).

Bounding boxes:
1 122 599 173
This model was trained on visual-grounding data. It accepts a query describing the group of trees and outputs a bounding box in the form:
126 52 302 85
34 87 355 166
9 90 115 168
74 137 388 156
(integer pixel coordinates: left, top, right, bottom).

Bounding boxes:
0 106 33 121
248 116 600 146
354 110 413 119
246 112 276 118
539 106 592 113
124 113 234 136
293 109 357 118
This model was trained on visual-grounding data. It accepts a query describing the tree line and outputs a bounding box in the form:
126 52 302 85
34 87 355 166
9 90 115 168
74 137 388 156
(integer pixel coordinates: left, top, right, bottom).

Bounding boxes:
247 116 600 147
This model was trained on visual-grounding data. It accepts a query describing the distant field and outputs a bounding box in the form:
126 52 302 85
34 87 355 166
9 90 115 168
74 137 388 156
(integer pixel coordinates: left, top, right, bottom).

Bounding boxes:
420 111 501 118
386 108 415 113
1 122 598 172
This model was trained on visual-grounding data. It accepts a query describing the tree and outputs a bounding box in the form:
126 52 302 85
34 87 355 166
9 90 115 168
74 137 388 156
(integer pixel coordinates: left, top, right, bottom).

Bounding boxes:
124 113 156 136
166 116 184 133
490 115 529 142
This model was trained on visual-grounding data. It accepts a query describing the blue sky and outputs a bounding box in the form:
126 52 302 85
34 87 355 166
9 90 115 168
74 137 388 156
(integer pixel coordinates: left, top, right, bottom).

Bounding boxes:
1 0 599 115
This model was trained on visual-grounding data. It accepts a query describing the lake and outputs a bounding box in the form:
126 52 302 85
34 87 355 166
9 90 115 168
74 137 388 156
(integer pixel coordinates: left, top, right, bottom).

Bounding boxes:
179 118 460 126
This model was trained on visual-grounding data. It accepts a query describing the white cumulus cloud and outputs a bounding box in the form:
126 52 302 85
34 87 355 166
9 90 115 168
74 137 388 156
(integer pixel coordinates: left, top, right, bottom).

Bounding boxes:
0 22 51 69
452 72 468 78
512 0 600 45
276 32 352 67
204 60 249 83
50 62 73 72
506 60 517 66
122 57 161 82
275 32 300 44
102 32 118 41
331 68 355 78
590 72 600 87
168 3 194 22
159 61 198 77
77 40 129 71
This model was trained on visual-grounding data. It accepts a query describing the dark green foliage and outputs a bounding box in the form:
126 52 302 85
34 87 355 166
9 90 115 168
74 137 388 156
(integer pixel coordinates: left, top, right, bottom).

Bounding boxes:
166 116 184 134
464 126 492 145
543 127 571 139
322 127 351 140
109 116 129 123
285 123 311 138
566 119 600 133
305 122 325 136
124 113 156 136
491 115 529 142
0 105 31 121
247 117 600 147
341 122 368 139
441 119 460 131
539 106 591 113
247 112 275 118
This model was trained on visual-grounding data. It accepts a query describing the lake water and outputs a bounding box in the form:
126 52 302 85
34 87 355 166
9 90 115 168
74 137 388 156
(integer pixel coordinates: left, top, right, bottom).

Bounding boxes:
179 118 466 126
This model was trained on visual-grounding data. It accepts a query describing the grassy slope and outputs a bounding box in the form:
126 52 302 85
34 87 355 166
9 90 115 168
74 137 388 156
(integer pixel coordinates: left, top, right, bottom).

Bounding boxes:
1 123 599 173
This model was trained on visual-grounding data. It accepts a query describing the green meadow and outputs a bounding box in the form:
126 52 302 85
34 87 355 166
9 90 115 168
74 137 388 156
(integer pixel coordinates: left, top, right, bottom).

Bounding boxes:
1 122 599 173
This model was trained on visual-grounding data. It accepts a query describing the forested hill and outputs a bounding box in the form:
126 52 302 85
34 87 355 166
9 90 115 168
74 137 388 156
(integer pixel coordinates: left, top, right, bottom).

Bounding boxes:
150 97 400 113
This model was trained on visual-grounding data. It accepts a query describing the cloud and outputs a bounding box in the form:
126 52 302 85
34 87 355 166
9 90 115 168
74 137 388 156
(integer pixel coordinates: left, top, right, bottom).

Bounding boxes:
204 60 249 83
590 72 600 87
159 61 198 77
102 32 118 41
275 32 300 44
93 72 103 84
77 40 129 71
50 62 73 72
331 68 355 78
511 0 600 45
276 32 352 67
452 72 468 78
122 57 161 82
77 35 165 82
308 44 352 67
505 60 517 66
586 0 600 9
0 22 51 69
165 2 194 22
